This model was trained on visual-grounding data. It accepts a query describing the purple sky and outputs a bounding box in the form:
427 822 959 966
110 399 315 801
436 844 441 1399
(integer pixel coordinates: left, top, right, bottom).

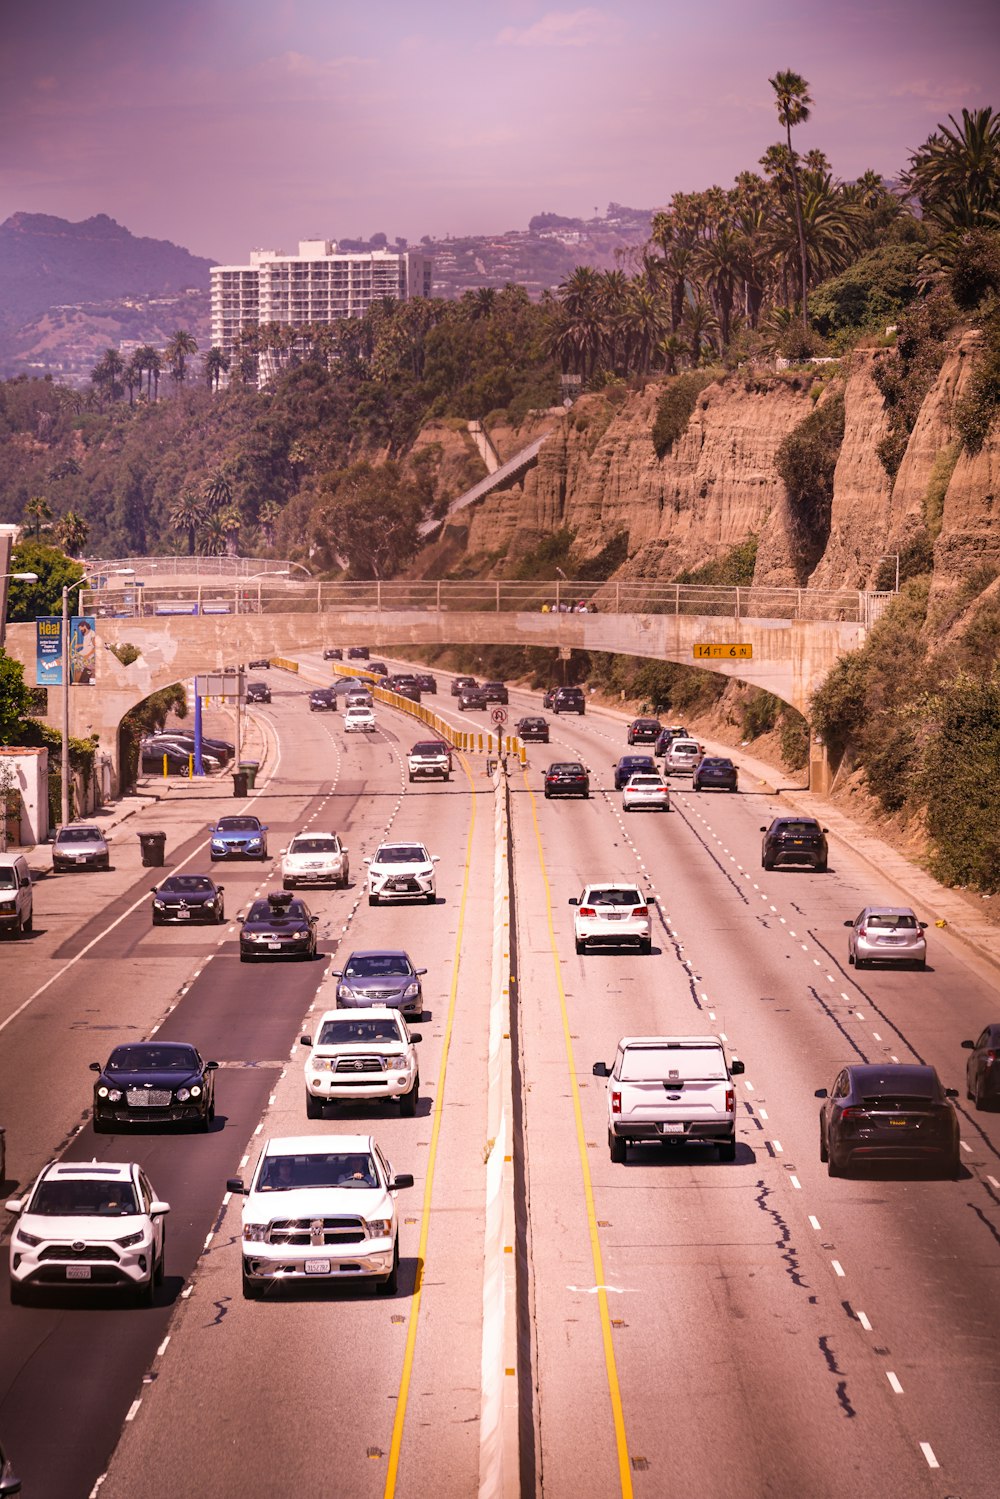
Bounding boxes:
1 0 997 263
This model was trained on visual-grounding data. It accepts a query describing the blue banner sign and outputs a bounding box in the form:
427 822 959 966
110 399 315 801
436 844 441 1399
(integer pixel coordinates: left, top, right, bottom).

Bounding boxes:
35 615 98 686
36 616 63 687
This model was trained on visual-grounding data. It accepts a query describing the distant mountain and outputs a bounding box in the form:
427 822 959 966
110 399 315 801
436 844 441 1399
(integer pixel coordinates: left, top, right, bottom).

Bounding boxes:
0 212 214 330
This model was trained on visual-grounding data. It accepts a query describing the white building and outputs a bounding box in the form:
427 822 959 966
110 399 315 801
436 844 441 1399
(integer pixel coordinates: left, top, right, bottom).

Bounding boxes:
210 240 433 381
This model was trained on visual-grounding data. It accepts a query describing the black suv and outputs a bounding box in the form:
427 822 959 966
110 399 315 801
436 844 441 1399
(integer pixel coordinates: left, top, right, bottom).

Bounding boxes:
246 681 271 704
761 817 829 872
481 682 508 704
552 686 585 715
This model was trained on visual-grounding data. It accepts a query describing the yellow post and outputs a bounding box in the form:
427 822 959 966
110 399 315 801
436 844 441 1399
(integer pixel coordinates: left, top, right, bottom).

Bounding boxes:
188 753 193 778
520 743 527 766
162 754 168 778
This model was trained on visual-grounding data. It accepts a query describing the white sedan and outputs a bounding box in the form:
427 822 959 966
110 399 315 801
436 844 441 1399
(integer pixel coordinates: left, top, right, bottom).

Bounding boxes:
622 773 671 812
569 882 654 955
281 831 349 889
365 842 439 905
344 705 376 732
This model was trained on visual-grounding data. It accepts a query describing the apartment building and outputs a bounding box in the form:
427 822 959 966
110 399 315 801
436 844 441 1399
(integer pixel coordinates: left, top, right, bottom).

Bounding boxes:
210 240 433 380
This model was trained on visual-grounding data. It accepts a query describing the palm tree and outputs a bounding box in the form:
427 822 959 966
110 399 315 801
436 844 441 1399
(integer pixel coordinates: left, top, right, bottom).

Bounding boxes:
124 352 144 407
136 346 162 402
769 70 814 325
203 470 233 513
902 107 1000 230
55 510 90 555
90 348 125 407
656 334 687 376
23 495 52 539
165 330 198 386
198 514 227 556
258 501 282 548
203 346 231 392
680 300 719 366
217 504 242 558
169 493 205 556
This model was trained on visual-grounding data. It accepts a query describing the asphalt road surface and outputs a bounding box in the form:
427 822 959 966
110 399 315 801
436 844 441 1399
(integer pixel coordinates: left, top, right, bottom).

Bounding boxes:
2 659 999 1499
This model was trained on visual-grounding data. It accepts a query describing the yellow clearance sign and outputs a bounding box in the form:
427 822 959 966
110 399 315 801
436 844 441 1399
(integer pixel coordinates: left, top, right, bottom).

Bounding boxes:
693 643 753 660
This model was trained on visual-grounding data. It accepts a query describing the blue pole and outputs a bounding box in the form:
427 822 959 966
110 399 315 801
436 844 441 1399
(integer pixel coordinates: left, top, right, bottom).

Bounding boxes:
194 689 204 776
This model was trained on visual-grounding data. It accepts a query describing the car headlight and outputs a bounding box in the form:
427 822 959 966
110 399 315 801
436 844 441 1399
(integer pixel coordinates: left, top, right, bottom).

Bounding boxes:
97 1085 109 1098
16 1227 42 1247
311 1058 334 1072
0 899 15 911
365 1219 391 1237
403 982 420 998
106 1088 123 1102
115 1229 145 1248
153 899 165 909
243 1224 268 1242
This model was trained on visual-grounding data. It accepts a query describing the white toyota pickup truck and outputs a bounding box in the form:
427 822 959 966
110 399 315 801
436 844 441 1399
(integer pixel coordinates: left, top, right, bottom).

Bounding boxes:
593 1034 745 1164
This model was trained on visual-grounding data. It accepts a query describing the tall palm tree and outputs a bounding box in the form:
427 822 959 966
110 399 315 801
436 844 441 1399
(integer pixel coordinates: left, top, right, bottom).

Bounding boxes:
769 70 813 325
136 346 162 401
124 352 144 407
203 346 230 392
55 510 90 555
217 505 242 558
198 514 227 556
203 470 233 513
165 330 198 386
258 501 282 548
902 107 1000 230
90 348 125 407
23 495 52 539
169 493 204 556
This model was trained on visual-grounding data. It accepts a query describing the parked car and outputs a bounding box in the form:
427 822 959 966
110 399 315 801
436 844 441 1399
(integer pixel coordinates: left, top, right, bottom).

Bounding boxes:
239 890 318 961
481 682 508 704
146 730 234 762
613 755 656 791
143 738 222 772
662 738 702 776
227 1134 412 1298
301 1008 422 1118
962 1025 1000 1110
761 817 829 872
407 743 451 782
451 676 478 697
845 906 928 968
654 725 690 757
622 773 670 812
7 1158 169 1304
552 686 585 715
365 842 439 905
515 716 549 743
459 686 488 711
151 874 225 924
52 824 111 873
322 647 344 660
0 852 33 938
309 686 337 712
543 762 589 798
817 1063 960 1177
210 815 268 861
333 949 427 1017
90 1042 218 1132
594 1035 744 1163
569 882 653 954
245 681 271 704
627 717 662 745
692 756 738 792
281 832 349 889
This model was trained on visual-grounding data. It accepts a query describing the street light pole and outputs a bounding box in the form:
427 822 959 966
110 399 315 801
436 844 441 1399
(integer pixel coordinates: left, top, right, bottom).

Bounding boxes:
61 582 72 827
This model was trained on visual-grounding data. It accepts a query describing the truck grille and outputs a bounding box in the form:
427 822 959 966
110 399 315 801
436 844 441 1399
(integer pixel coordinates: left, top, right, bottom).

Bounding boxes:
335 1056 386 1074
267 1217 366 1247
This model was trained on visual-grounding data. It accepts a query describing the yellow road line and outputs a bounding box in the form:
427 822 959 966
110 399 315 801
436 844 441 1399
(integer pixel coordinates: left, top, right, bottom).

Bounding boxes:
384 752 479 1497
521 763 634 1499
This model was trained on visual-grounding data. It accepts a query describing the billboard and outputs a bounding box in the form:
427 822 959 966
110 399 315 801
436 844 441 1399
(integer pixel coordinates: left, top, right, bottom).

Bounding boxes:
36 616 63 687
35 616 97 686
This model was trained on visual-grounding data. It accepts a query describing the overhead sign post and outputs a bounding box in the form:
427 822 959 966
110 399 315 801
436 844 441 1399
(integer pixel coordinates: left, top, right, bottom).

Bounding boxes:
193 673 244 779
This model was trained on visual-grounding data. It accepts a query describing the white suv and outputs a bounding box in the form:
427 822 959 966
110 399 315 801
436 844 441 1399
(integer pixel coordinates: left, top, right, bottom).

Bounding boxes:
569 882 654 955
344 705 376 732
228 1134 413 1299
407 742 450 782
0 852 33 938
281 832 349 889
365 842 439 905
300 1008 421 1117
7 1158 169 1305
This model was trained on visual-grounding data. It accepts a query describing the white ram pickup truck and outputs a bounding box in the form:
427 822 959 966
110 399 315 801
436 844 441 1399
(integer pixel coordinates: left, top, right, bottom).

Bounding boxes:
593 1034 745 1164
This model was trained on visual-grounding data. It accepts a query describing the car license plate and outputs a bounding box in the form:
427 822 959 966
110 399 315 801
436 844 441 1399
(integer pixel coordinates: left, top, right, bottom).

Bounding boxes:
792 839 803 846
76 854 89 862
177 910 191 919
661 1122 684 1134
604 912 625 920
888 1119 906 1126
66 1265 92 1280
267 941 281 950
304 1258 331 1275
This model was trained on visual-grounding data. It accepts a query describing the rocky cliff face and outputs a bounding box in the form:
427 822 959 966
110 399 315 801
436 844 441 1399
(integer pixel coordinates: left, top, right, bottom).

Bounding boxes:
438 332 992 597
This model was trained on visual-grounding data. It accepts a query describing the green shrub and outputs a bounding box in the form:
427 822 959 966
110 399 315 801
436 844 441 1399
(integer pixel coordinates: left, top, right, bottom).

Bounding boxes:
741 691 780 740
651 373 715 458
953 309 1000 454
678 535 759 587
810 243 923 337
921 671 1000 890
871 287 957 478
512 529 575 581
924 444 960 538
779 710 809 771
775 391 845 577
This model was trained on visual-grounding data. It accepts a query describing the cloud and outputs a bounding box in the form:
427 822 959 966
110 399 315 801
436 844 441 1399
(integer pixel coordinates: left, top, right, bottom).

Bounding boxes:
495 8 609 48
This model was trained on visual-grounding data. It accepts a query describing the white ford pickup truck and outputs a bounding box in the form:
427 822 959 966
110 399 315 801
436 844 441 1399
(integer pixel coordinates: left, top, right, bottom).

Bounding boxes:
593 1035 745 1164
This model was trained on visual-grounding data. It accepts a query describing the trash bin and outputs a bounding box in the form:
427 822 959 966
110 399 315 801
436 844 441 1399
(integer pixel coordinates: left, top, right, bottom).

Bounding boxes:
239 761 259 789
138 831 167 868
232 770 249 798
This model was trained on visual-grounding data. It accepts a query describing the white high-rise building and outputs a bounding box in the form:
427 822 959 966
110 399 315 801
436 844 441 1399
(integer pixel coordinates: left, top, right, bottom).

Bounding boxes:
210 239 433 381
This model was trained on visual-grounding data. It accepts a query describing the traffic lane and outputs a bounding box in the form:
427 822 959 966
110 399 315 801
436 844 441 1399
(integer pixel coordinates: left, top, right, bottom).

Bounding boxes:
97 754 491 1498
514 771 949 1498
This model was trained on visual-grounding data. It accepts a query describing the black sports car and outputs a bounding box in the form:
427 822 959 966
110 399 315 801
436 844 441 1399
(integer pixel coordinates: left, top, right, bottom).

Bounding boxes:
239 891 318 961
544 762 589 798
90 1042 218 1131
245 681 271 703
817 1063 960 1177
516 716 550 743
347 646 370 659
151 874 225 925
481 682 508 704
693 756 738 792
309 687 337 712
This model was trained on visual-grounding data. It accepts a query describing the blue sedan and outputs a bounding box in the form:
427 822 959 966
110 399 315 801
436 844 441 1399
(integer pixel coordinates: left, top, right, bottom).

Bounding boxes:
209 815 268 861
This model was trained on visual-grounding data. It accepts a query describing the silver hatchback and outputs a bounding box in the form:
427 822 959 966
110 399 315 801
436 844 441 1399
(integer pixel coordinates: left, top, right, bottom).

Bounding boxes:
845 907 928 969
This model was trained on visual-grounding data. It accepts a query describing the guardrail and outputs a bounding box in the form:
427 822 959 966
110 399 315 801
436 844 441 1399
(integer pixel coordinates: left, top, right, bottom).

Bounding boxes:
82 556 296 580
82 578 887 624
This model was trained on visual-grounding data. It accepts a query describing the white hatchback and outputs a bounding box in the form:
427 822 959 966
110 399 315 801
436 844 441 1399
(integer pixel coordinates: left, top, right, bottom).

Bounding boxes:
622 774 671 812
569 882 654 955
344 705 376 732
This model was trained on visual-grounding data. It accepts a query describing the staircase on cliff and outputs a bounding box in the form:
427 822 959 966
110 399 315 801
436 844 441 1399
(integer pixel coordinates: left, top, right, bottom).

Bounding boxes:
418 430 552 537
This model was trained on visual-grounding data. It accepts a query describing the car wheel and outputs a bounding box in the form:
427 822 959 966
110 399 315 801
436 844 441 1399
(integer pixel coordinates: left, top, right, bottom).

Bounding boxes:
24 912 32 934
762 856 775 871
198 1107 211 1133
305 1091 323 1120
92 1114 111 1134
408 773 414 782
282 879 293 891
242 1266 264 1300
208 1100 216 1124
946 1151 962 1180
239 950 253 963
216 905 225 924
400 1078 419 1117
154 1234 166 1286
855 957 868 970
575 938 586 955
847 949 855 965
544 790 551 799
819 1124 828 1162
136 1271 156 1308
974 1080 986 1112
9 1279 28 1306
816 861 828 874
377 1239 400 1296
640 939 652 955
693 781 701 792
828 1149 846 1178
425 891 435 904
368 893 378 906
609 1131 627 1164
718 1135 737 1163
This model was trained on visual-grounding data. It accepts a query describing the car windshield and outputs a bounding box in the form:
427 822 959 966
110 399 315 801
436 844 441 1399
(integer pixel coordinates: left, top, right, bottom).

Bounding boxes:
866 913 917 929
587 888 641 907
620 1046 727 1082
317 1018 402 1045
412 744 443 755
671 742 698 754
289 838 338 854
344 953 413 978
217 818 260 832
551 764 584 774
160 876 214 893
630 777 663 789
248 899 308 920
57 828 102 843
108 1045 200 1071
0 869 16 889
257 1153 378 1190
377 846 427 864
702 759 732 769
31 1178 141 1216
777 821 819 835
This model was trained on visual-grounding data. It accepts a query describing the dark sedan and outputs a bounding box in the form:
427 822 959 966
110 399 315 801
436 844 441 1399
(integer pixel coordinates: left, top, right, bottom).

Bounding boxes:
323 647 344 660
334 949 427 1017
817 1064 960 1177
516 716 550 743
246 681 271 704
542 687 559 710
239 891 318 961
627 717 662 745
151 874 225 925
693 756 739 792
415 673 437 694
369 661 388 676
761 817 828 871
347 646 370 659
459 687 488 711
654 726 689 757
482 682 508 704
309 686 337 711
962 1025 1000 1110
613 755 656 791
90 1042 218 1131
544 762 590 798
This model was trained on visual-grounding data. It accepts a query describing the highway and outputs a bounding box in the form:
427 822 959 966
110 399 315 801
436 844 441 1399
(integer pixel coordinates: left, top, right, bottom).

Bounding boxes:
2 660 999 1498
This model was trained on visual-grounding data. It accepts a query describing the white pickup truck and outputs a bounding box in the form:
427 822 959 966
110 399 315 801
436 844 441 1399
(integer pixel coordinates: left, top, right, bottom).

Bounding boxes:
593 1035 745 1163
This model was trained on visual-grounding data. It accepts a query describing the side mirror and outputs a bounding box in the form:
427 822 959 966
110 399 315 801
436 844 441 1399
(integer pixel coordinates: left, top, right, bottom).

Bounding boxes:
105 834 113 843
300 1035 312 1047
206 1060 219 1070
814 1088 829 1099
730 1059 745 1075
226 1178 246 1195
960 1039 975 1050
568 897 578 906
431 855 440 863
5 1199 24 1214
410 1032 423 1043
760 826 768 833
390 1174 414 1191
342 847 349 854
217 885 224 893
945 1088 959 1099
309 915 318 925
89 1061 102 1072
843 920 854 928
919 921 928 929
280 848 287 855
363 857 372 865
592 1062 611 1078
149 1201 171 1216
416 968 427 976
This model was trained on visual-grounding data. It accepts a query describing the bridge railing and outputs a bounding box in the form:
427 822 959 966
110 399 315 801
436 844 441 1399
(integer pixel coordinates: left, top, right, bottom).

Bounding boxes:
80 578 877 623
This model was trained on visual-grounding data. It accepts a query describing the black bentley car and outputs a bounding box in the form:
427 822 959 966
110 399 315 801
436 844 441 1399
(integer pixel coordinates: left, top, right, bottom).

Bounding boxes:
151 874 225 925
239 890 318 962
90 1042 218 1131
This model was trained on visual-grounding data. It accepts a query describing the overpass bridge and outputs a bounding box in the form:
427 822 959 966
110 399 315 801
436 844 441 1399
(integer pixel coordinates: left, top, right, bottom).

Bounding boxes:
4 579 890 795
